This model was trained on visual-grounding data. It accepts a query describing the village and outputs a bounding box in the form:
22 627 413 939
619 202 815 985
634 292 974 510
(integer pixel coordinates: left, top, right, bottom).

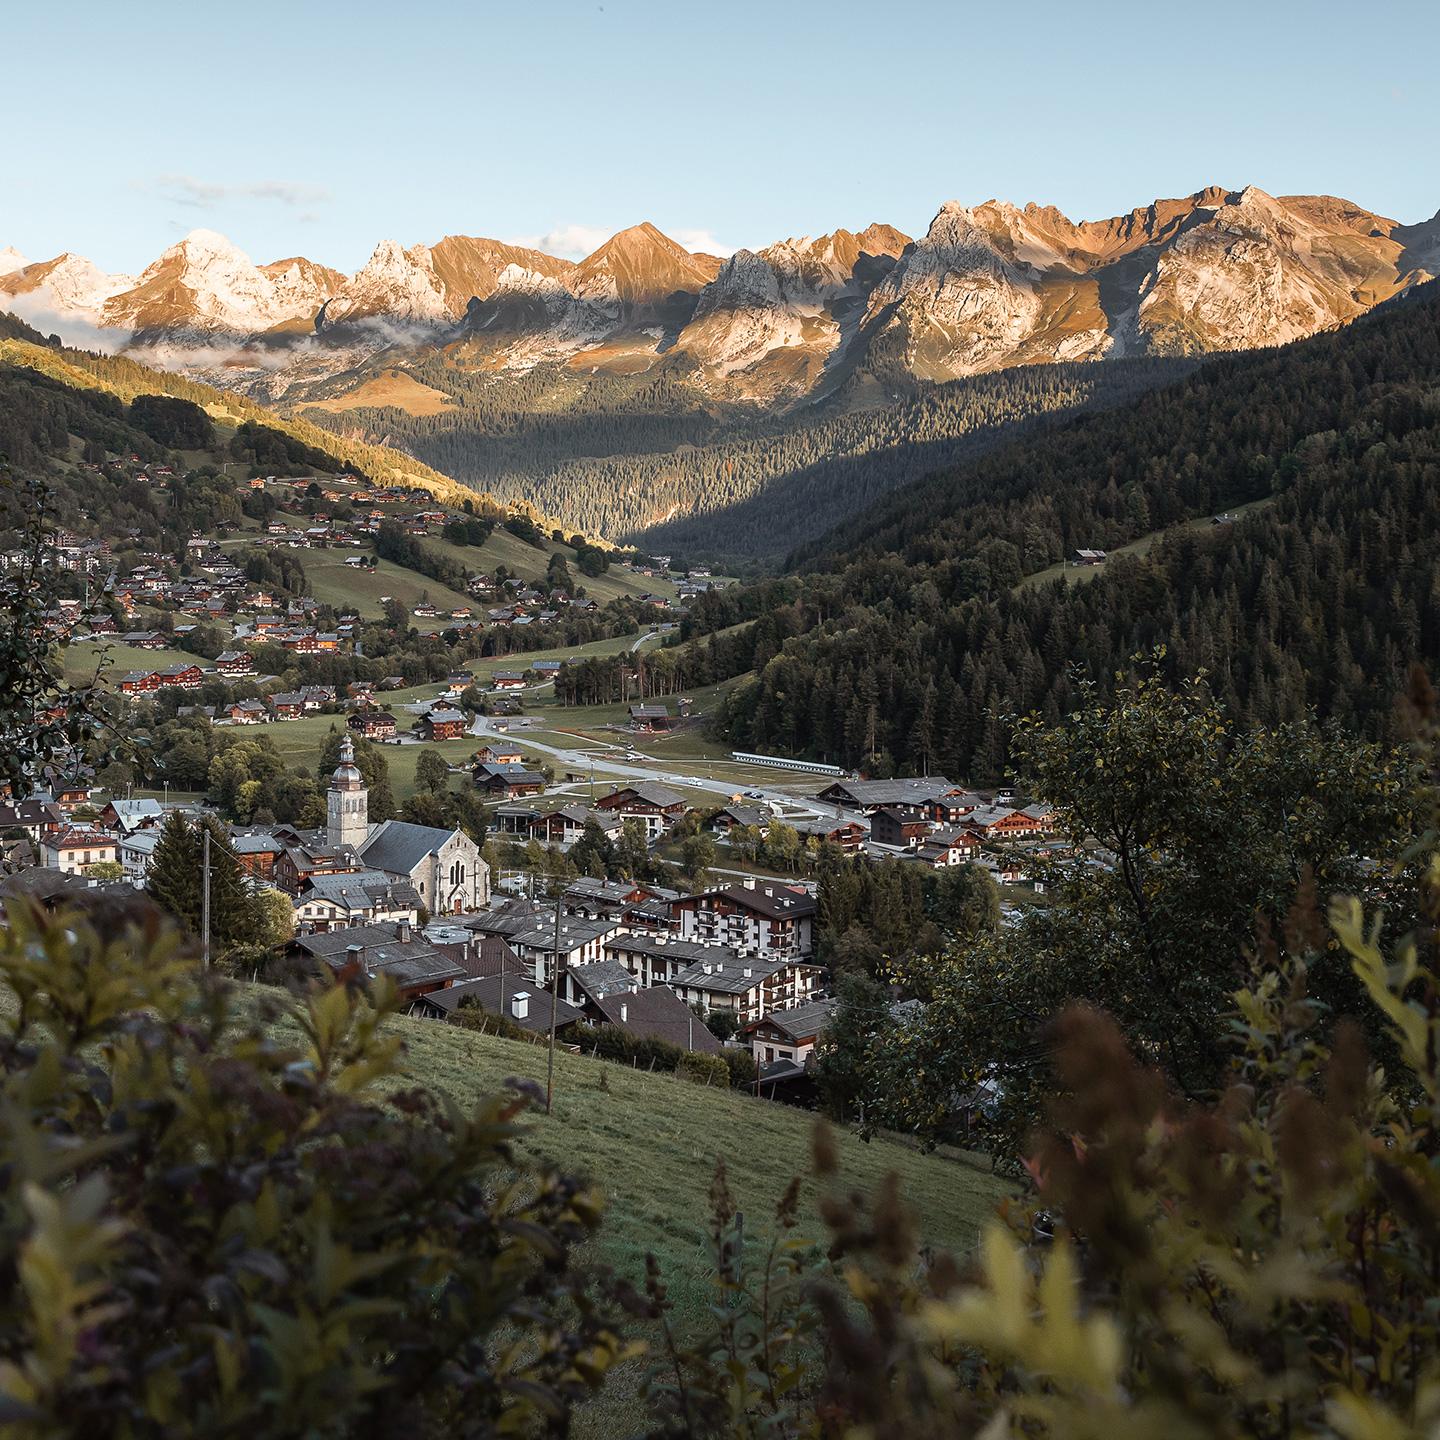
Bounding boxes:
1 695 1063 1099
3 451 1069 1105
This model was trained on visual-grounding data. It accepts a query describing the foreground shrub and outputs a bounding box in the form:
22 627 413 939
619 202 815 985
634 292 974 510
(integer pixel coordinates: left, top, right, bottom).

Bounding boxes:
0 899 627 1437
639 877 1440 1436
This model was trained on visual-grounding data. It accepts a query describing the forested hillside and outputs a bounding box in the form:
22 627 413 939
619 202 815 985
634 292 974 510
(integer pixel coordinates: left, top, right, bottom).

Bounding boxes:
669 282 1440 780
0 327 552 526
297 355 1191 562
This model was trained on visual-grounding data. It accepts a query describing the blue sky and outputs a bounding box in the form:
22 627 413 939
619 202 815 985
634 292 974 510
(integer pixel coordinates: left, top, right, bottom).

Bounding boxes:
6 0 1437 273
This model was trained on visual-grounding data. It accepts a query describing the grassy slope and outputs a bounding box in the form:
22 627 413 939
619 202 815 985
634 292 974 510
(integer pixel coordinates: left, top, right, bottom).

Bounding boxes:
62 641 212 684
384 1008 1011 1430
301 551 477 621
1016 496 1277 592
426 528 682 605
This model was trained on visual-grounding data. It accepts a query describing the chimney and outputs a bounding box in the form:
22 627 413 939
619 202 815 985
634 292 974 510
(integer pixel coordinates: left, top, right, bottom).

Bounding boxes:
346 943 365 971
620 1001 628 1023
396 916 412 942
511 991 530 1020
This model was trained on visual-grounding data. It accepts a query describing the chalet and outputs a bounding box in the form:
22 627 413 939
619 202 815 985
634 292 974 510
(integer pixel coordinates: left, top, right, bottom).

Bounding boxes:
423 707 467 742
154 664 204 690
54 783 94 814
668 952 821 1025
1072 548 1107 566
97 799 165 836
580 977 725 1056
41 826 119 876
268 692 307 720
915 828 981 868
231 832 285 882
473 761 546 800
0 797 64 841
963 805 1048 842
225 699 269 725
1018 801 1059 833
293 870 422 931
412 603 439 619
707 803 769 837
348 709 398 741
929 791 984 825
289 919 464 999
122 631 167 650
119 829 161 886
473 910 621 986
412 975 583 1035
116 671 161 696
601 931 722 987
473 743 524 765
594 782 688 839
869 806 931 849
491 671 527 690
672 880 817 960
628 703 672 732
527 804 617 847
530 659 563 676
300 685 337 710
789 817 868 853
214 650 254 676
492 802 542 836
743 997 838 1070
816 776 961 817
563 875 665 920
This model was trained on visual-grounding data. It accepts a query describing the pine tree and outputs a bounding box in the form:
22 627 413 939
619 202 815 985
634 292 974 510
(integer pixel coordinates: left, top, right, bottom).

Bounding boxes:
146 810 201 933
196 816 259 953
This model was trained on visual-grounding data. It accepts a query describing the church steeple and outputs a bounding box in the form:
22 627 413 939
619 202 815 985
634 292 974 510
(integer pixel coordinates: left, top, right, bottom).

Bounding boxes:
327 733 369 849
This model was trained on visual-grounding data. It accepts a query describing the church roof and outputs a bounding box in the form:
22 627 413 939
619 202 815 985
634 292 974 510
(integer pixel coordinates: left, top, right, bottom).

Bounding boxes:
360 819 460 877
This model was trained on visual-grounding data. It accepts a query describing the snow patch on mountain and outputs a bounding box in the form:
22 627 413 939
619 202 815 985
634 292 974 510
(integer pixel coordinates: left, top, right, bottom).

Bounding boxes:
319 240 450 328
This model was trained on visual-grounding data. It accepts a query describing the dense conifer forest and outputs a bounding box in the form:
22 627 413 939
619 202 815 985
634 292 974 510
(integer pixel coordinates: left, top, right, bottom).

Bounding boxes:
298 355 1191 562
659 282 1440 781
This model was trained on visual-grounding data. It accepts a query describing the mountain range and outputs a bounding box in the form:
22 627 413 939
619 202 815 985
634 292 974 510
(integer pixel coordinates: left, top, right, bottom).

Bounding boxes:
6 186 1438 407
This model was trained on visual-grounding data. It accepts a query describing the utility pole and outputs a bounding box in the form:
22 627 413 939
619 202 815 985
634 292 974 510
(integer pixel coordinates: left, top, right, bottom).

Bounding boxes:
200 824 212 970
545 885 562 1115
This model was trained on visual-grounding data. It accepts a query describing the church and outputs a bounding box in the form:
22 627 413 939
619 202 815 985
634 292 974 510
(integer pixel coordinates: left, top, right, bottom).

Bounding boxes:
328 735 490 914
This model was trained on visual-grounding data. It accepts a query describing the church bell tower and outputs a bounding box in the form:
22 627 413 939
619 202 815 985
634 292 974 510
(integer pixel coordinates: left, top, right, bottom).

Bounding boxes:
327 733 369 849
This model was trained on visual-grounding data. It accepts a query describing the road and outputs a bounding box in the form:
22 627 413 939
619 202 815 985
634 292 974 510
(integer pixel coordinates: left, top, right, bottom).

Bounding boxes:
468 715 839 822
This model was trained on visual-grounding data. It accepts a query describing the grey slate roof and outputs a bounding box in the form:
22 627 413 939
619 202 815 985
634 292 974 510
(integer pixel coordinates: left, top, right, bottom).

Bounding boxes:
670 955 796 995
423 975 582 1032
591 986 724 1054
303 869 420 913
820 776 958 809
290 923 464 988
747 997 837 1044
359 819 457 877
566 960 640 1003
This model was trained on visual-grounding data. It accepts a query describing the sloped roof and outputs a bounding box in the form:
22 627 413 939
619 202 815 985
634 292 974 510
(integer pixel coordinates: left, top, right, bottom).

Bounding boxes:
303 869 420 913
291 924 462 987
360 819 458 877
591 986 724 1054
746 997 837 1044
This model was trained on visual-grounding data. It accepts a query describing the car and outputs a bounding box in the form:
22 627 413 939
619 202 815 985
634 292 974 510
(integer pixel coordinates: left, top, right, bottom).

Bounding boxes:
744 789 765 799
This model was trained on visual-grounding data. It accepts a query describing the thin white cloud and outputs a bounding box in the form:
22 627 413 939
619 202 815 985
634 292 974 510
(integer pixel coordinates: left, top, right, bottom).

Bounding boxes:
2 297 128 354
668 228 736 257
152 174 331 210
507 223 612 259
507 222 737 260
